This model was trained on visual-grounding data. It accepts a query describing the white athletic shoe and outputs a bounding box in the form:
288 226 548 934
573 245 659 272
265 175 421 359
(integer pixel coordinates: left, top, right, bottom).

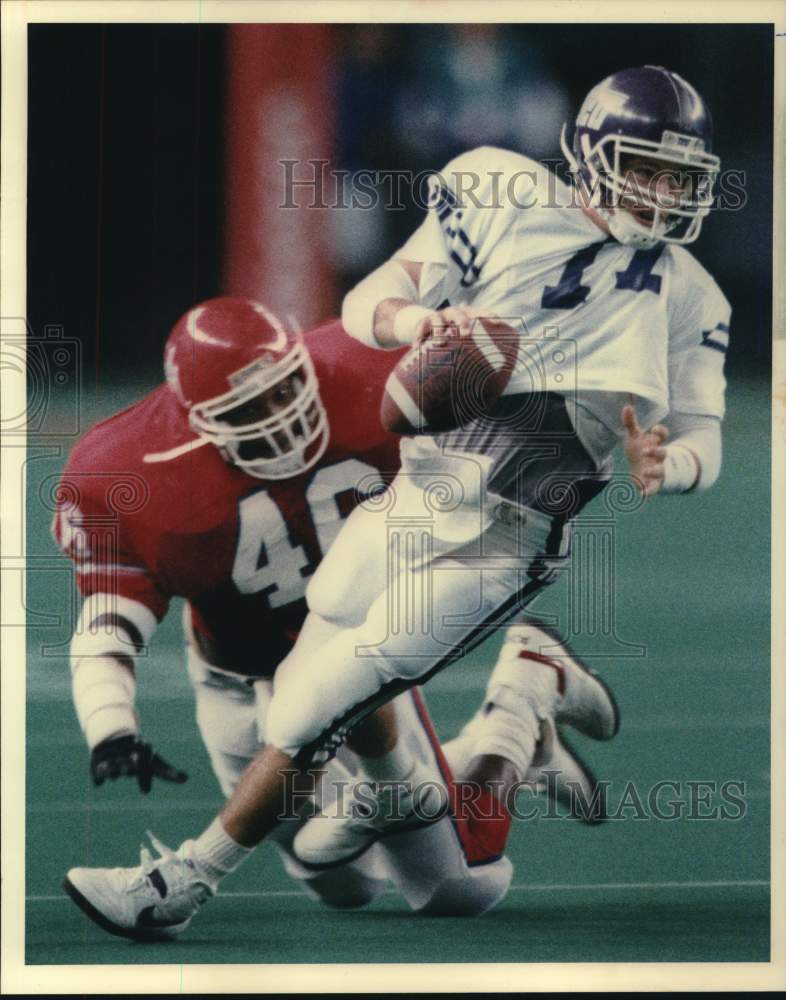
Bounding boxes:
63 831 216 941
502 620 620 741
526 717 608 824
293 766 448 869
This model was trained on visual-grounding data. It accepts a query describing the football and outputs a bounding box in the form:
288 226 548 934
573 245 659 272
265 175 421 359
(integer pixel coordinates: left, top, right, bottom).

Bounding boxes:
380 317 519 434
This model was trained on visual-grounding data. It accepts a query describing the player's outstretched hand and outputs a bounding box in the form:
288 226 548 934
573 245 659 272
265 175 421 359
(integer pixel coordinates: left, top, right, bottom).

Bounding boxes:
90 734 188 794
621 398 669 497
414 306 500 345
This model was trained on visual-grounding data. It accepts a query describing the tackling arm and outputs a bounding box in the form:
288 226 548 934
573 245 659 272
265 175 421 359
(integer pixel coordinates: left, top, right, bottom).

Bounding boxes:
69 593 155 748
70 594 188 792
52 457 186 789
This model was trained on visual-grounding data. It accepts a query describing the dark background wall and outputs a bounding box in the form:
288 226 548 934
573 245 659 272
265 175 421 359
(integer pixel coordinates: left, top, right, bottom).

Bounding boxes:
27 22 773 392
27 24 226 388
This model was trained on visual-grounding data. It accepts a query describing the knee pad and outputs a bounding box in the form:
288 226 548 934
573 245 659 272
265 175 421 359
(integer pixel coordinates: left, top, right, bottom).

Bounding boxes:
378 817 514 916
414 857 514 917
305 570 365 629
273 820 388 910
294 865 389 911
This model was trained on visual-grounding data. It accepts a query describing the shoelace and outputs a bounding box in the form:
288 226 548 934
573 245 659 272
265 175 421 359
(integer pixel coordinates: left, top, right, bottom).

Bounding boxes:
128 830 177 893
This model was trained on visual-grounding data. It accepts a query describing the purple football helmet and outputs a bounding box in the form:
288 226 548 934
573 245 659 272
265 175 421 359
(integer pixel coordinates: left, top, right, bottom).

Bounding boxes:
560 66 721 247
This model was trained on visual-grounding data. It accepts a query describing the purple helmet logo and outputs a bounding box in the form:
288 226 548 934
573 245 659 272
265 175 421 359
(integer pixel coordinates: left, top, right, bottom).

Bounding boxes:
561 66 721 247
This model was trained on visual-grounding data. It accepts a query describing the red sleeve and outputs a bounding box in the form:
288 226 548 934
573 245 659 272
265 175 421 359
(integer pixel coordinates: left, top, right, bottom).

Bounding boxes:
307 319 407 455
51 458 171 621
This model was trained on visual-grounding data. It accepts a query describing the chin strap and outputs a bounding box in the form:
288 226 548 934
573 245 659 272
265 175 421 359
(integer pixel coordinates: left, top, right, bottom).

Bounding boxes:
606 211 663 250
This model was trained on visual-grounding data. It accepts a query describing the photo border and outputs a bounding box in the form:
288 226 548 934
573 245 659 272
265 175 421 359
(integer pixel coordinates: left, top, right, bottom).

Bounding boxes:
2 0 783 992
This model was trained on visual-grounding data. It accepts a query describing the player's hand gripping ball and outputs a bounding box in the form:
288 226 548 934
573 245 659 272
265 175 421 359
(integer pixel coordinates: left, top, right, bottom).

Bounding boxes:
380 314 519 434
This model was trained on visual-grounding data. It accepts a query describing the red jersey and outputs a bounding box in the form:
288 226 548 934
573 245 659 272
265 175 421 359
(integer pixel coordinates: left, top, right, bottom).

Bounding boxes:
53 320 403 676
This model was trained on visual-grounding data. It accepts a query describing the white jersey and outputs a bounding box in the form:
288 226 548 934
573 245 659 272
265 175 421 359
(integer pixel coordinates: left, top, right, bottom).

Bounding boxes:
396 146 730 435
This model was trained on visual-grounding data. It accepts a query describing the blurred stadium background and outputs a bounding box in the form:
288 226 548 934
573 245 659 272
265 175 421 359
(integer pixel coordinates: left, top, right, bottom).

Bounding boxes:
25 23 771 964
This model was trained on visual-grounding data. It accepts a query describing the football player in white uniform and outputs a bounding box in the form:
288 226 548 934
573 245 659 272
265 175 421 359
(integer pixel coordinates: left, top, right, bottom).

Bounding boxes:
62 65 726 938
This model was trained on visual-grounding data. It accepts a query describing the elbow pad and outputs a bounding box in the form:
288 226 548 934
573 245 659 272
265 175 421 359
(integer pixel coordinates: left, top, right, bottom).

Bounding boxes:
341 260 420 348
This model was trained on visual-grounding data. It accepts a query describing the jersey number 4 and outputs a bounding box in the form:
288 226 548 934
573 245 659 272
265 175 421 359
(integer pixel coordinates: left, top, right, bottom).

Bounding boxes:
541 245 663 309
232 459 381 608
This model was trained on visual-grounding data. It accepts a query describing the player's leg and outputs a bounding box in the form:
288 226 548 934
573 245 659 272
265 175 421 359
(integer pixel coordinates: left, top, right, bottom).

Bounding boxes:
284 513 566 865
366 689 515 916
61 509 565 936
184 621 263 798
289 506 618 867
186 613 389 909
267 509 559 764
295 623 620 910
304 493 395 629
265 751 391 910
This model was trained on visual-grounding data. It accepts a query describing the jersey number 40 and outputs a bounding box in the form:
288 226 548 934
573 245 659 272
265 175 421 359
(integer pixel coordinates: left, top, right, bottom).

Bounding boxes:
231 459 382 609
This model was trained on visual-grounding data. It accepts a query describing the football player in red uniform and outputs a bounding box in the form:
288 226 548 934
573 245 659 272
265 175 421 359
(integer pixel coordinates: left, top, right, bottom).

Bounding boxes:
54 297 433 910
57 297 610 930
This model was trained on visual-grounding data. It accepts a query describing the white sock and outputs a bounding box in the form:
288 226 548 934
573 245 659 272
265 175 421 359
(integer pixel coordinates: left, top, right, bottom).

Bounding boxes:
465 650 560 780
189 817 254 884
468 700 542 782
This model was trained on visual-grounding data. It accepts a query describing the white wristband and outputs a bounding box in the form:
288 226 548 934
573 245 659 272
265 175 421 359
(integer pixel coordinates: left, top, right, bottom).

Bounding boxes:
392 304 432 346
661 444 700 493
341 259 420 348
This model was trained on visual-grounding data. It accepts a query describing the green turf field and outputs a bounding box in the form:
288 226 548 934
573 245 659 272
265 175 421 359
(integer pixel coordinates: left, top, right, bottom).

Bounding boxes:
24 376 770 964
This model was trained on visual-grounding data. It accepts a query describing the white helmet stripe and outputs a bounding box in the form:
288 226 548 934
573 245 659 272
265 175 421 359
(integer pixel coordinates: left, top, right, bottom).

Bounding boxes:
250 300 288 350
186 306 223 345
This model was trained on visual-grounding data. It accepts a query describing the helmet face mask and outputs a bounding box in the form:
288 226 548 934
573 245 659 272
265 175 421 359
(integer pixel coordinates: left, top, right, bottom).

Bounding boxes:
165 299 329 481
190 344 329 479
562 66 720 249
581 133 719 247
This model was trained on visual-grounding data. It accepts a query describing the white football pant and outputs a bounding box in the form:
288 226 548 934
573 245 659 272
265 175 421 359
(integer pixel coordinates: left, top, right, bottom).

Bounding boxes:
267 471 568 761
185 607 512 915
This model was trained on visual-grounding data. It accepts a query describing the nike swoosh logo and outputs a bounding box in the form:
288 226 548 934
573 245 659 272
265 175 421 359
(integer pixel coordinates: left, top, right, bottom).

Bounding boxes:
147 867 168 898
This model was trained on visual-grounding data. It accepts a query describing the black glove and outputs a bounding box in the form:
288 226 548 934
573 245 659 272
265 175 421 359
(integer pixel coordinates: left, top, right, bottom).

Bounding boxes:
90 734 188 794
